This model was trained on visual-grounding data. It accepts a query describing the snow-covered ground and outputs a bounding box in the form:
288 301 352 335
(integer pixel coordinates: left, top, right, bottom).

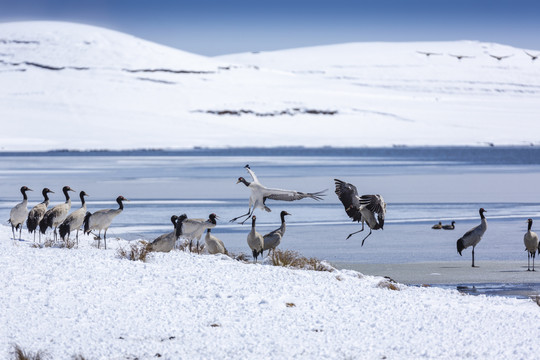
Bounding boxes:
1 21 539 151
2 224 540 359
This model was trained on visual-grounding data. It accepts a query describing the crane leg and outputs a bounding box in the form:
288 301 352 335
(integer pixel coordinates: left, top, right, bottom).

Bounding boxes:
11 225 16 241
360 229 373 247
346 223 365 240
19 225 23 241
472 247 477 267
528 253 531 271
230 207 253 224
104 230 107 250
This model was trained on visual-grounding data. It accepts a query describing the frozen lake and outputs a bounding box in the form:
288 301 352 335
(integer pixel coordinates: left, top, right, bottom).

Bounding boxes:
1 147 540 266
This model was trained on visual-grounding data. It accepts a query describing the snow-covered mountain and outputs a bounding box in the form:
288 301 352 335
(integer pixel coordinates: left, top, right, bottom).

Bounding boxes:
1 21 539 150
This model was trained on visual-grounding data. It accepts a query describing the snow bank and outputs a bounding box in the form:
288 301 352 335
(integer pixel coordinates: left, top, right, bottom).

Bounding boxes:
1 21 539 151
2 224 540 359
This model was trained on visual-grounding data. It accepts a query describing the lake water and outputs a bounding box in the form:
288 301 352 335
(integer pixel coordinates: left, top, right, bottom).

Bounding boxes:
2 147 540 267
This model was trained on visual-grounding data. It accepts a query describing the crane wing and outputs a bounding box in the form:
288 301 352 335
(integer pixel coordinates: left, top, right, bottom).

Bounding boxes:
262 187 324 202
244 165 260 184
359 195 386 215
334 179 362 222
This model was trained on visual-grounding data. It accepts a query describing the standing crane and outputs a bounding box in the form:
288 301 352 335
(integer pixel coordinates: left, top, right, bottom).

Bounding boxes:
205 228 227 255
457 208 487 267
27 187 54 242
247 215 264 263
524 218 539 271
83 195 128 249
59 191 89 244
148 214 187 253
181 213 218 253
334 179 386 246
9 186 32 240
262 211 291 257
39 186 75 241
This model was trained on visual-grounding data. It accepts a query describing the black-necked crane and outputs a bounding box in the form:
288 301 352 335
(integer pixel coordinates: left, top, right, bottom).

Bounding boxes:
39 185 75 240
525 51 539 61
247 215 264 263
417 51 442 57
58 191 89 244
449 54 474 60
230 164 325 224
148 214 187 253
524 218 539 271
442 221 456 230
181 213 217 253
457 208 487 267
334 179 386 246
83 195 128 249
27 187 54 242
262 211 291 257
432 222 442 230
9 186 32 240
489 54 513 61
205 228 227 255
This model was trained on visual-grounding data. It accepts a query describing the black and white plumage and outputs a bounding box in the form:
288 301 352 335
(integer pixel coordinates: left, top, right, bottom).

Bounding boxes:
39 185 75 240
247 215 264 263
148 214 187 253
525 51 539 61
58 191 89 243
524 218 539 271
442 221 456 230
457 208 487 267
432 222 442 230
262 211 291 256
181 213 217 253
334 179 386 246
27 187 54 242
205 228 227 255
9 186 32 240
83 195 128 249
230 164 325 224
489 54 512 61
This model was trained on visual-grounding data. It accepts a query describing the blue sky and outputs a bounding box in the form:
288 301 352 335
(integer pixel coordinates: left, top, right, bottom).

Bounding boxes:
1 0 539 56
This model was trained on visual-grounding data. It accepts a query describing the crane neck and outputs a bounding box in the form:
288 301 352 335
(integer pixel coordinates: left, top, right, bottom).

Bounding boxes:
42 189 50 204
117 197 124 210
79 192 86 206
528 221 533 232
21 187 29 200
63 188 71 203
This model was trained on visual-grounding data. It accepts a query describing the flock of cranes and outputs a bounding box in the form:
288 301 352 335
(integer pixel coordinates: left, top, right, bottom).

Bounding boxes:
416 50 540 61
6 165 540 270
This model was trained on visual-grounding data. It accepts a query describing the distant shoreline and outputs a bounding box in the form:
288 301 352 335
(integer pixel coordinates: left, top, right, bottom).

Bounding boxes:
333 260 540 285
1 145 540 160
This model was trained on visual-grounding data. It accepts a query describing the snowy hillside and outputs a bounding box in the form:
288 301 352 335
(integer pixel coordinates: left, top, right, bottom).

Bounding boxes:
1 21 539 150
2 224 540 359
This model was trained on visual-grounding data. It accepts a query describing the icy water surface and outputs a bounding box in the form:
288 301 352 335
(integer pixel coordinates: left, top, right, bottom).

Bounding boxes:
1 147 540 266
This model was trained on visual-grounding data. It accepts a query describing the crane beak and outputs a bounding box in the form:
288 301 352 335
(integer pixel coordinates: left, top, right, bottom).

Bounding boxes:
236 179 241 184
